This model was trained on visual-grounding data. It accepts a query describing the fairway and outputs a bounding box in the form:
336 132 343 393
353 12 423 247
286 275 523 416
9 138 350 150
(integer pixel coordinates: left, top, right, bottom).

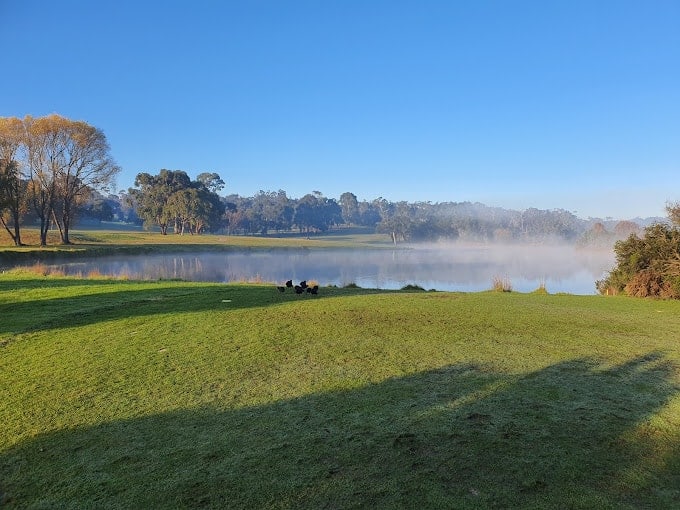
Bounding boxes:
1 274 679 508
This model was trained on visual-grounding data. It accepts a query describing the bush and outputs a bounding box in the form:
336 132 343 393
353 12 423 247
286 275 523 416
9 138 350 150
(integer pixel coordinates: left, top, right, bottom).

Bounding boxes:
624 269 666 298
598 222 680 298
532 281 549 295
400 284 425 291
343 282 360 289
492 276 512 292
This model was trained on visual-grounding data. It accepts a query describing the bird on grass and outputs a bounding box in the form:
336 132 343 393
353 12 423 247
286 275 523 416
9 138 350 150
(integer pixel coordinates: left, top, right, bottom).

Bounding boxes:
277 286 286 293
294 285 304 294
299 280 307 289
310 285 319 295
285 280 293 288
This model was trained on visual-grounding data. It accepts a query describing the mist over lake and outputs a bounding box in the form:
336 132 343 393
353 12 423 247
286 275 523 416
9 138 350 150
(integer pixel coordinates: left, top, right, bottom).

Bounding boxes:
43 243 615 295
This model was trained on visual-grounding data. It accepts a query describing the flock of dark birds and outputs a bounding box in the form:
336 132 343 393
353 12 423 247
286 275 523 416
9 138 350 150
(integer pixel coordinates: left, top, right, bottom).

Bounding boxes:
277 279 319 295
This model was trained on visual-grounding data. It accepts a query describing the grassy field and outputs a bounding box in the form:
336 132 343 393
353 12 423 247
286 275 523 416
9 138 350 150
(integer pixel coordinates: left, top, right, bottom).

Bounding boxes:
0 228 393 266
1 272 680 508
0 228 395 273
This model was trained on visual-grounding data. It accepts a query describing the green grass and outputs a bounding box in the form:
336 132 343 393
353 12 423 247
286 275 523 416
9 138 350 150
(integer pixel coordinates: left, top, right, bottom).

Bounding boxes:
1 273 680 508
0 228 395 266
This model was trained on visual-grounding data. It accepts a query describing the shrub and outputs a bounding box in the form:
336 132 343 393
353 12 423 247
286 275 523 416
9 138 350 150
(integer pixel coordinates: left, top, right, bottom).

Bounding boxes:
343 282 360 289
598 222 680 298
624 269 666 298
492 275 512 292
26 262 49 276
532 281 549 295
400 284 425 291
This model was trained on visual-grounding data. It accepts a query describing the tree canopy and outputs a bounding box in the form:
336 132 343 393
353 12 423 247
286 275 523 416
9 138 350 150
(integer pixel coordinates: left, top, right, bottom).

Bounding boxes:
128 169 225 234
0 114 120 245
597 220 680 298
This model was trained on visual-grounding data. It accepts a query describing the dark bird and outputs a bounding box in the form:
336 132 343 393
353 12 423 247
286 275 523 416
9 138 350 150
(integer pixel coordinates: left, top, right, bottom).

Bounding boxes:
299 280 308 289
310 285 319 295
306 287 312 294
277 286 286 293
294 285 304 294
285 280 293 288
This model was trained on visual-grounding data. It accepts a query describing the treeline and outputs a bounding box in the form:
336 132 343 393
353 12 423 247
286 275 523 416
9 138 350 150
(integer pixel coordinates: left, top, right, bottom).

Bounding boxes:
0 115 119 246
8 162 646 244
123 169 605 242
2 115 652 246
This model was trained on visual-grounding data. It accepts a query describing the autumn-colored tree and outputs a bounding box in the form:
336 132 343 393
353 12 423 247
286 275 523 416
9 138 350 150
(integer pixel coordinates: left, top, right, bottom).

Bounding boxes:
23 114 119 244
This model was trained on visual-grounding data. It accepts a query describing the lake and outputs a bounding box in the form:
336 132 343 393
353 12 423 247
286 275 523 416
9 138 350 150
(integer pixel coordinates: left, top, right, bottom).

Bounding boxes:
39 243 615 295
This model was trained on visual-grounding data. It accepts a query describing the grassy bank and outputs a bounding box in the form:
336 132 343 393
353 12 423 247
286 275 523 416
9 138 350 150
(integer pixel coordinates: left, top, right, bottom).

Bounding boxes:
1 274 679 508
0 228 393 266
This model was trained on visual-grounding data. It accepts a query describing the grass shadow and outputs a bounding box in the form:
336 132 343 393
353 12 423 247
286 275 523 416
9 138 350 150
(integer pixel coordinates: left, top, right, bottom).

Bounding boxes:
0 280 387 335
1 355 678 508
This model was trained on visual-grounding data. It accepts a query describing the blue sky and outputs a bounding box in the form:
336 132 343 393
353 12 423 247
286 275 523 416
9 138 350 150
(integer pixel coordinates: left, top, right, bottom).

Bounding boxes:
2 0 678 219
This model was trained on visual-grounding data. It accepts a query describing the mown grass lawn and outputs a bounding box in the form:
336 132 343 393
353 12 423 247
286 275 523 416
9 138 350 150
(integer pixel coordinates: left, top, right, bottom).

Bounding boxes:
1 273 679 508
0 228 393 267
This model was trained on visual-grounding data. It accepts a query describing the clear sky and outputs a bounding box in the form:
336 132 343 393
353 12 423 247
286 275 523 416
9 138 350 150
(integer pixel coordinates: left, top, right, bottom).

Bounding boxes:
2 0 678 219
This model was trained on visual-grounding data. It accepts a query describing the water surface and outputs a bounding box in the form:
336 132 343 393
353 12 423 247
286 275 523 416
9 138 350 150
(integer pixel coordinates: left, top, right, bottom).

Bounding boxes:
42 244 614 295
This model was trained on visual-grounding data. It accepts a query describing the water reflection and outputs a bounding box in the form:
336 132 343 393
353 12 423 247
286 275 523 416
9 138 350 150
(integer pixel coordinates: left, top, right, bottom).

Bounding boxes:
40 244 615 295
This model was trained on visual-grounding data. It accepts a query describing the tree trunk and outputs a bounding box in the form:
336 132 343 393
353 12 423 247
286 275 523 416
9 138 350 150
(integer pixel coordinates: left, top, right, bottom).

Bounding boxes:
12 209 21 245
51 209 68 244
0 185 24 245
39 218 49 246
62 223 71 244
61 205 73 244
0 217 20 246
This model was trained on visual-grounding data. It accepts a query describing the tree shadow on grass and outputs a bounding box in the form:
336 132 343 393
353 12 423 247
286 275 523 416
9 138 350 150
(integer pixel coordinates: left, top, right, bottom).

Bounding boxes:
0 277 130 292
0 282 374 336
1 354 678 508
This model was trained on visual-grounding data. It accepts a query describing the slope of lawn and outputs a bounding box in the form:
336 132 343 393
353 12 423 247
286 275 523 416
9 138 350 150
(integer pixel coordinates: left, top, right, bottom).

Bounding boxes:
1 273 679 508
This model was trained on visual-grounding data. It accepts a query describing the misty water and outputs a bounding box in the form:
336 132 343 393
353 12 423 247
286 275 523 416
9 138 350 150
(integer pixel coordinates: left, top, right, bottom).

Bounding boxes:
42 244 615 295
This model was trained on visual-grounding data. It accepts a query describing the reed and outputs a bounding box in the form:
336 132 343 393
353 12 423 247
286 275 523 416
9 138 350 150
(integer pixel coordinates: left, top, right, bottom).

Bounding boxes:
492 275 512 292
